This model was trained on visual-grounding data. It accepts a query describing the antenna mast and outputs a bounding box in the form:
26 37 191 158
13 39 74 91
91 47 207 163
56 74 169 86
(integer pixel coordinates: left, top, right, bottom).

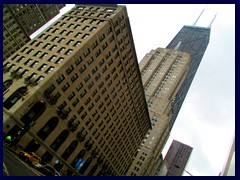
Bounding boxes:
208 12 218 27
193 6 207 25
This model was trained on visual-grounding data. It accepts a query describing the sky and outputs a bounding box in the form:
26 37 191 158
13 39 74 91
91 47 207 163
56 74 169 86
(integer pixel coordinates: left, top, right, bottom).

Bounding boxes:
31 4 235 176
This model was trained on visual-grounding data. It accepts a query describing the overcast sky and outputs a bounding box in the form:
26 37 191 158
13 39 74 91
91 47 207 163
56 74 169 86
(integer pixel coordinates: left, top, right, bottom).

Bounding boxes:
31 4 235 176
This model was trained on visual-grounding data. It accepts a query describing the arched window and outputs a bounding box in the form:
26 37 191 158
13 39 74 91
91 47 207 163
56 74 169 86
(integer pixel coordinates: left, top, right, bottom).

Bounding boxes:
50 130 69 151
71 149 86 167
41 151 53 163
23 139 41 152
37 117 59 140
20 101 46 125
4 86 27 109
79 157 92 175
3 79 13 92
61 140 78 160
87 163 98 176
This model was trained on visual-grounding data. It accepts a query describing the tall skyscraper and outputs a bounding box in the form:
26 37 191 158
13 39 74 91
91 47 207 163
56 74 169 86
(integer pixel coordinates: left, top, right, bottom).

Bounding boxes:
164 140 193 176
3 4 151 176
126 17 211 176
167 25 210 129
3 4 65 60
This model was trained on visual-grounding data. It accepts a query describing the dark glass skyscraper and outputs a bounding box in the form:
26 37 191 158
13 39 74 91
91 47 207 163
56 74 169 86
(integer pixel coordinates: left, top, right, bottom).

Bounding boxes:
166 25 211 129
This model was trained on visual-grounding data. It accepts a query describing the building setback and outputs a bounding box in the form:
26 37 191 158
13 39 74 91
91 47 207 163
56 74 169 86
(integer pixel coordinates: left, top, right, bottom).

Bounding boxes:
3 4 65 61
3 4 151 176
126 23 211 176
164 140 193 176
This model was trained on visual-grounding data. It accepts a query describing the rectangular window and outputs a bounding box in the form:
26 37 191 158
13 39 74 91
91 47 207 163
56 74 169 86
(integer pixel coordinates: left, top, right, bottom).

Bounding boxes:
76 83 83 91
56 74 65 84
45 66 54 74
43 43 50 49
40 52 48 59
74 41 81 47
58 38 65 43
82 34 89 39
67 40 74 45
30 61 38 68
55 57 64 64
68 91 76 100
65 49 73 55
84 74 91 83
99 34 105 42
71 73 79 82
35 76 44 84
74 32 82 38
72 98 79 107
95 49 101 58
38 64 47 71
102 42 108 50
91 41 98 50
49 45 57 51
48 55 57 62
82 26 89 30
79 64 86 73
77 106 84 115
57 47 65 54
74 25 80 29
33 50 42 57
75 56 83 65
66 65 74 75
83 48 90 57
62 82 70 92
90 27 97 32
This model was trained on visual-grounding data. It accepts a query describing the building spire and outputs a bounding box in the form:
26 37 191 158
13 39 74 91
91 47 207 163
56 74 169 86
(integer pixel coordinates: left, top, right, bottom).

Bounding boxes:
193 6 207 26
208 12 218 27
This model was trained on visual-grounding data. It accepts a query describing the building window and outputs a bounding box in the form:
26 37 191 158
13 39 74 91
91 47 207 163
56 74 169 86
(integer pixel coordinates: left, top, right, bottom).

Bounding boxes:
82 34 89 39
30 61 38 68
74 41 81 47
38 64 47 71
66 65 74 75
65 49 73 55
56 74 65 84
71 73 79 83
55 57 64 64
61 140 78 160
99 34 105 42
68 91 76 101
50 130 69 151
62 82 70 92
74 32 82 38
75 56 83 65
48 55 57 62
72 98 79 107
45 66 54 74
37 117 59 140
20 101 46 125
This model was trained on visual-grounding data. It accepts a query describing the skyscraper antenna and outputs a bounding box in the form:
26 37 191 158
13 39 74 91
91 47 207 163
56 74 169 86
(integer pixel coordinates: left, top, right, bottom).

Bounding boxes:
208 12 218 27
193 5 207 26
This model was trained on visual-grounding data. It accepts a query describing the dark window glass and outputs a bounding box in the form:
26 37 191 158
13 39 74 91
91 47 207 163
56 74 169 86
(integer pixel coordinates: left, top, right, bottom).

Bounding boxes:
50 130 69 151
37 117 59 140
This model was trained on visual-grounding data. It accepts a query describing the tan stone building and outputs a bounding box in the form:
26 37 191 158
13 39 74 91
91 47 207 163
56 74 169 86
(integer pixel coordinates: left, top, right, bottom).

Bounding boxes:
126 48 190 176
3 4 151 176
3 4 65 60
